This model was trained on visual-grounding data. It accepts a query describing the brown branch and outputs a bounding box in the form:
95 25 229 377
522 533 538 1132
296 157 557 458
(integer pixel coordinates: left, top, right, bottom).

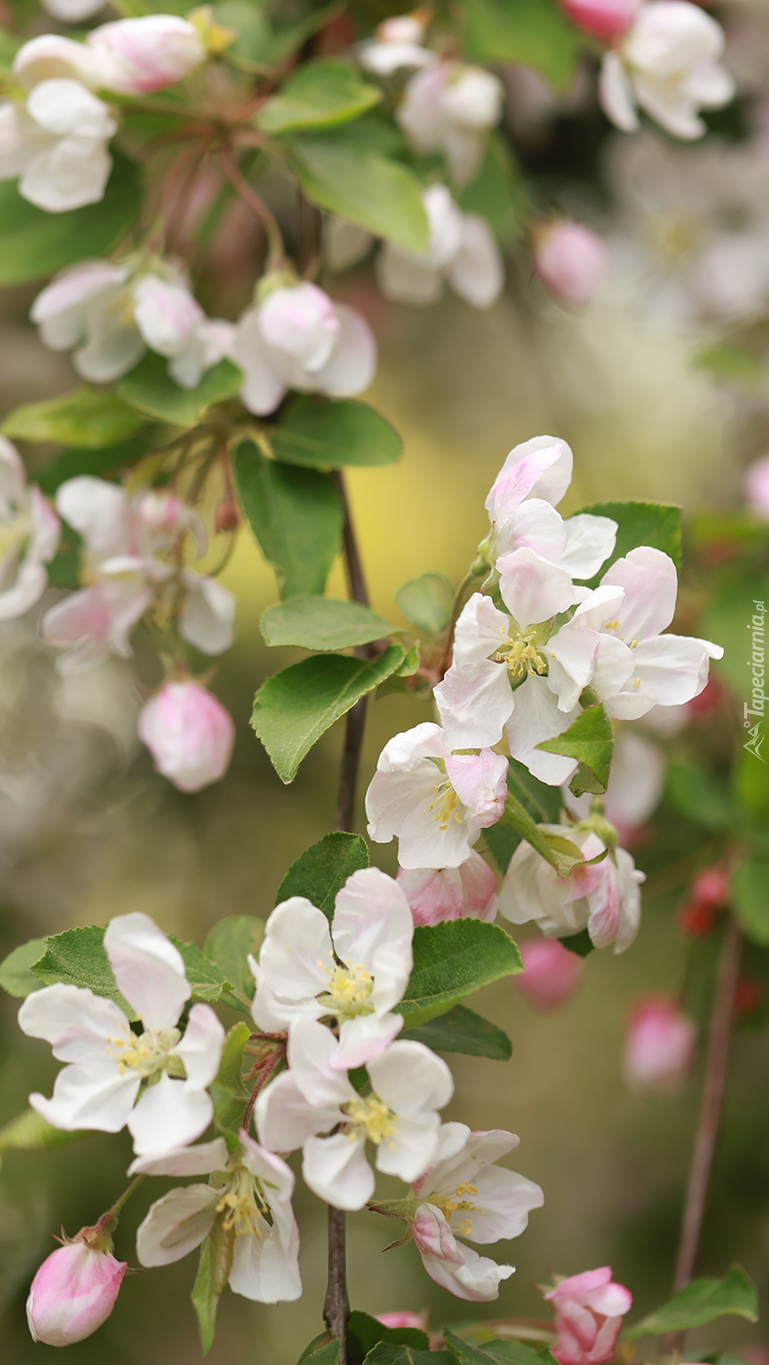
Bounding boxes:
242 1044 286 1135
666 917 742 1353
219 142 285 268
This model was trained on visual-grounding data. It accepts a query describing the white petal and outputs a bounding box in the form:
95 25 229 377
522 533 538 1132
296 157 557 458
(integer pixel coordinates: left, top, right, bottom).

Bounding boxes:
179 573 236 655
286 1017 355 1109
231 310 288 416
453 593 511 666
420 1239 514 1302
434 661 513 751
127 1073 213 1157
173 1004 225 1089
20 136 113 214
559 514 617 580
229 1220 302 1303
544 625 599 711
458 1165 544 1242
601 546 677 641
331 866 413 1010
505 673 580 786
376 1114 440 1183
448 214 504 308
302 1132 374 1210
623 632 722 707
18 982 131 1063
30 1063 140 1132
75 310 145 383
136 1185 218 1267
26 80 116 140
365 765 479 870
132 274 201 357
599 51 639 132
334 1013 403 1070
496 547 581 631
104 912 190 1030
486 436 573 518
256 1071 338 1153
314 304 378 397
55 476 130 558
368 1040 454 1117
590 633 635 701
0 557 49 620
376 246 444 306
251 897 334 1031
129 1136 230 1177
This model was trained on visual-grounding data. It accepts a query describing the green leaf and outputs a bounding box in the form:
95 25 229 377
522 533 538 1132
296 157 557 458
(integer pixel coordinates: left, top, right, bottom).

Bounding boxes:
299 1342 341 1365
397 920 523 1028
191 1220 235 1355
216 0 342 67
251 645 407 782
216 1021 251 1095
444 1331 546 1365
118 353 243 427
537 703 613 798
35 438 149 494
234 439 343 599
457 134 523 246
0 938 47 997
288 124 429 253
576 501 683 578
348 1311 430 1359
484 822 519 875
666 761 737 830
364 1346 454 1365
269 395 402 470
204 916 264 1003
30 925 227 1016
402 1004 512 1059
500 797 584 878
276 831 369 915
732 859 769 946
0 153 141 286
261 595 395 651
0 1109 96 1168
258 59 381 133
624 1264 758 1340
396 573 454 636
559 928 594 957
2 388 144 448
459 0 579 90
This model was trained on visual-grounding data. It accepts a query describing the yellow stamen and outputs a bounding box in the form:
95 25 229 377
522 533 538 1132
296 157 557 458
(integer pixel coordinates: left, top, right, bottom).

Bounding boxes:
343 1093 397 1145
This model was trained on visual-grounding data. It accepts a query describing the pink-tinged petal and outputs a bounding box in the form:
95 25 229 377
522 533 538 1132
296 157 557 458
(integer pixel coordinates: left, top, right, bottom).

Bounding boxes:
625 633 723 707
558 0 640 42
623 995 696 1093
127 1072 213 1158
496 498 568 563
420 1238 514 1302
445 748 508 829
449 213 504 308
303 1131 374 1210
414 1204 464 1261
230 307 287 415
313 303 378 397
136 1184 218 1267
179 572 236 655
559 514 617 580
30 1064 141 1133
172 1004 225 1089
497 547 581 631
139 681 235 794
459 1165 544 1243
505 674 580 786
601 546 678 641
598 51 639 132
544 625 599 711
515 937 583 1010
259 282 340 370
87 16 206 96
18 982 130 1064
30 262 127 350
55 476 131 558
486 436 573 521
547 1267 614 1301
332 865 414 978
132 273 202 356
434 661 513 751
129 1136 229 1177
534 221 609 309
397 851 498 926
602 730 664 833
103 911 190 1030
453 592 511 666
26 1243 126 1347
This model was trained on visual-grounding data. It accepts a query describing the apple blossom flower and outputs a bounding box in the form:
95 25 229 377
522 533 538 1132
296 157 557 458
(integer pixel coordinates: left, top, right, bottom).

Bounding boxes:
229 281 377 416
514 938 584 1010
397 62 505 187
134 1132 301 1303
41 0 106 22
599 1 734 142
377 184 503 308
12 35 109 90
86 16 207 96
498 824 645 953
623 996 696 1092
745 455 769 521
397 850 499 926
26 1242 126 1346
40 476 235 671
139 681 235 794
30 259 232 387
533 221 609 308
18 911 226 1157
410 1123 543 1301
365 722 508 870
543 1267 633 1364
0 79 116 212
256 1018 453 1210
0 437 60 621
558 0 641 42
250 867 413 1068
358 14 434 75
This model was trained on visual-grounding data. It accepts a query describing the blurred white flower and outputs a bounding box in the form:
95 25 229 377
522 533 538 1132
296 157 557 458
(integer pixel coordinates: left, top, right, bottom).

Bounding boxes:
377 184 504 308
0 437 60 621
0 79 116 212
359 13 434 75
397 62 504 186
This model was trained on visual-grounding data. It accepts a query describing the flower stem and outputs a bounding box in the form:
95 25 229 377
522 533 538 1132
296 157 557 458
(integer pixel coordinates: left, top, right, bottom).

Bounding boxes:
666 916 742 1353
242 1044 286 1134
219 142 285 269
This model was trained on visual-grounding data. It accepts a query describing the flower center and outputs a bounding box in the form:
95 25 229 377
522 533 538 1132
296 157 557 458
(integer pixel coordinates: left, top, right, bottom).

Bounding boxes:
431 1180 480 1235
215 1167 270 1238
428 777 465 830
317 961 375 1019
342 1093 397 1146
495 628 547 678
106 1027 181 1079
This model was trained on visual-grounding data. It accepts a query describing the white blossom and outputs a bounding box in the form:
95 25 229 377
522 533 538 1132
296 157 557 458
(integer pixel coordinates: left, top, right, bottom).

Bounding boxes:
377 184 503 308
18 912 225 1157
135 1132 301 1303
398 62 505 187
0 437 60 621
250 867 414 1069
358 14 434 75
0 79 115 212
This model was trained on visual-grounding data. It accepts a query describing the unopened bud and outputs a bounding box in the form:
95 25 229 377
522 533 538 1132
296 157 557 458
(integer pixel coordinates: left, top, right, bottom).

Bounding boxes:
215 498 240 533
624 996 696 1093
138 680 235 793
558 0 641 41
533 220 609 309
27 1242 126 1346
515 937 584 1010
87 15 207 96
690 865 729 909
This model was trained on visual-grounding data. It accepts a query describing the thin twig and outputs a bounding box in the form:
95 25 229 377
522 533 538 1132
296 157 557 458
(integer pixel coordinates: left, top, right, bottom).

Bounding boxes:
219 142 285 267
242 1044 286 1135
666 917 742 1353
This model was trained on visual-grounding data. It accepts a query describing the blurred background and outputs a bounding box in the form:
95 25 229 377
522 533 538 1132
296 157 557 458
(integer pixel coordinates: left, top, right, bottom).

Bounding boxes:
3 0 769 1359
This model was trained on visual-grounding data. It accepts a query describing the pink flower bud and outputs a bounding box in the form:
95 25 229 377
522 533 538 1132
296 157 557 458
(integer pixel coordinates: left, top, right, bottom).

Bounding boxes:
87 15 206 95
690 865 729 909
397 850 498 926
623 996 696 1093
138 680 235 793
515 938 584 1010
543 1267 633 1365
745 455 769 521
533 221 609 308
26 1243 126 1346
376 1311 429 1331
558 0 641 42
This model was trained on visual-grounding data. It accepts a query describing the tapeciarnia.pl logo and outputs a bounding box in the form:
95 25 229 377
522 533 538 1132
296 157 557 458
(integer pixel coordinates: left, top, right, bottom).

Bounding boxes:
744 598 766 762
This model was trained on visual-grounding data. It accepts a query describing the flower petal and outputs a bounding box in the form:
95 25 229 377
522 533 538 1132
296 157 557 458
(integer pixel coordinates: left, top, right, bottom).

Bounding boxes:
18 982 131 1064
302 1131 374 1210
136 1184 218 1267
127 1073 213 1157
104 912 190 1031
30 1064 140 1132
128 1136 230 1177
172 1004 225 1089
